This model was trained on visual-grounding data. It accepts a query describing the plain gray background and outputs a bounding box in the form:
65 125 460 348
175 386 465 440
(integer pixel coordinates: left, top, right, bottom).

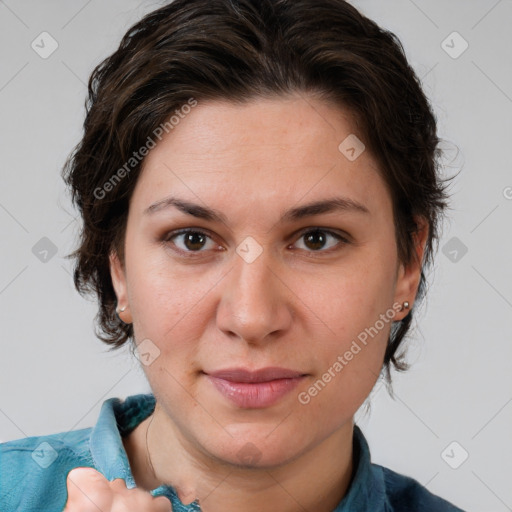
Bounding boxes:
1 1 511 510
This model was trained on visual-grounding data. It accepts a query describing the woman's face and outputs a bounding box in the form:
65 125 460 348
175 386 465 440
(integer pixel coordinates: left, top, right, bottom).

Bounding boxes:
111 95 425 467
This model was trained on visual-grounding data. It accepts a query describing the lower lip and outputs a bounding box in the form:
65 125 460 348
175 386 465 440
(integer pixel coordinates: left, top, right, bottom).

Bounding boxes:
206 375 305 409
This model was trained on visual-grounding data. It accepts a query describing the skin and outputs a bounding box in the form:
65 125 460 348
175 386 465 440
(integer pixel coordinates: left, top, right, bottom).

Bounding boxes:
109 94 428 512
64 467 172 511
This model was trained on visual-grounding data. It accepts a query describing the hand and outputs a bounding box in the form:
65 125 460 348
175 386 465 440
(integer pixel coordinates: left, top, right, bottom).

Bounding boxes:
64 467 173 511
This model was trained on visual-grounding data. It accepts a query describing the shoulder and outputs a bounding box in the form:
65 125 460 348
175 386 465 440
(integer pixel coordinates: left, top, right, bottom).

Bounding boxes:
0 394 154 512
0 428 95 512
372 463 466 512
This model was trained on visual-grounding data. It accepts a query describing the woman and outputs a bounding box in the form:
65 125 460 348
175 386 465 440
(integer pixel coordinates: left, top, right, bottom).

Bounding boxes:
0 0 464 510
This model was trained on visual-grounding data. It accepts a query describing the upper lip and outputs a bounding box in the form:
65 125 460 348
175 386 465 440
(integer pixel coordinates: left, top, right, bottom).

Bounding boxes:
205 367 306 383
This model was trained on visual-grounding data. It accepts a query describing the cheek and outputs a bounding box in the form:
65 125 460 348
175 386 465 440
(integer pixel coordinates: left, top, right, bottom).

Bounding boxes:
296 331 387 432
124 252 208 360
297 248 397 396
302 250 397 338
125 234 207 318
298 303 391 422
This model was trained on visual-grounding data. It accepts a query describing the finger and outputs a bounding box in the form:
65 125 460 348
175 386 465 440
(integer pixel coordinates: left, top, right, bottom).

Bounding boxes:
109 477 128 490
152 495 173 512
110 491 173 512
64 467 112 511
67 467 109 487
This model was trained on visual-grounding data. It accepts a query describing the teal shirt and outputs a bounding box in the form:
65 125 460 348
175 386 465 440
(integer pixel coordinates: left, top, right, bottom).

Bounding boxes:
0 393 464 511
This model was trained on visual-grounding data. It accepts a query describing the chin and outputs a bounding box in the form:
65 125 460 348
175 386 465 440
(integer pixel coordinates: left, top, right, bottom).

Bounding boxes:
203 427 311 470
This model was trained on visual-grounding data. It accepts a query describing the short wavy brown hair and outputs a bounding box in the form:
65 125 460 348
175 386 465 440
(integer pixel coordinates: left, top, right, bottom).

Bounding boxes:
62 0 452 383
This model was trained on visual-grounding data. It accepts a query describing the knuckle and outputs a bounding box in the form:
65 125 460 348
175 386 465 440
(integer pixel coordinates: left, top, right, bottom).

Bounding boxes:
153 495 173 511
64 467 113 511
116 490 172 511
109 477 128 489
67 467 103 484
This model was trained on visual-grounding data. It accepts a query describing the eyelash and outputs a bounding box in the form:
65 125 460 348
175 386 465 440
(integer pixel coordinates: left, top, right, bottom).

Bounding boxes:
161 227 350 257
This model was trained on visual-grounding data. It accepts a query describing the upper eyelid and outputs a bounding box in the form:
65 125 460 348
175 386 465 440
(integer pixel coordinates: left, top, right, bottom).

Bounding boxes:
166 227 348 250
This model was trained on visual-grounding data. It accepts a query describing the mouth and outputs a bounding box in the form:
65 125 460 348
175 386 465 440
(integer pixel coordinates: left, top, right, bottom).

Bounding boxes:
203 367 308 409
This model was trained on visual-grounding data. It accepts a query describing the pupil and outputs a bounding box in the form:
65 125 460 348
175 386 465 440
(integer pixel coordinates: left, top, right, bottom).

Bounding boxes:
183 232 328 251
185 232 205 250
305 230 325 250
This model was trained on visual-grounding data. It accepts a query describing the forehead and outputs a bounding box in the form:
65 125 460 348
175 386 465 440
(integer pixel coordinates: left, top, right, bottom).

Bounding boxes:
130 95 391 221
147 96 358 164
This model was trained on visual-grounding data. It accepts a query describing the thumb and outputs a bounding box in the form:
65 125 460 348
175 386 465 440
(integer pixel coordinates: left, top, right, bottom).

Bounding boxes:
64 467 112 510
152 495 174 511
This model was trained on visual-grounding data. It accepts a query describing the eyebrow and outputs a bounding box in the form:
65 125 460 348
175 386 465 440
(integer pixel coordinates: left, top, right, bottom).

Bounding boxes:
144 195 370 223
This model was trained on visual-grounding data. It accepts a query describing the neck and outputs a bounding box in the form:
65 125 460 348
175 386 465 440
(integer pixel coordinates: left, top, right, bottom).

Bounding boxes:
123 406 355 512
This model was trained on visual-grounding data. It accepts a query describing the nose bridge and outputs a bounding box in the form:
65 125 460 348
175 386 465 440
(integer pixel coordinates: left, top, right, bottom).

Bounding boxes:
240 251 277 304
216 245 291 342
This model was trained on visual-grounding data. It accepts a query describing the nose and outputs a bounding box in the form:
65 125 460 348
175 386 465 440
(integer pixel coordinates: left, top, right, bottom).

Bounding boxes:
216 248 293 344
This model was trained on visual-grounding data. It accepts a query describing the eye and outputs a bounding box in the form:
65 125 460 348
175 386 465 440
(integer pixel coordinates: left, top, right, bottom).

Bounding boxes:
162 227 350 257
291 228 349 253
164 229 219 253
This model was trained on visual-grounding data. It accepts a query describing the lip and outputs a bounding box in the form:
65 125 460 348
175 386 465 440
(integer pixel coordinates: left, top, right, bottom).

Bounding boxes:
207 367 305 383
204 367 307 409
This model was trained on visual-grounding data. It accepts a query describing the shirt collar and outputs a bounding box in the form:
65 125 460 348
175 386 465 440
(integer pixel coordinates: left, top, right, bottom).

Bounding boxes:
89 394 150 487
334 423 388 511
89 394 199 510
89 394 386 511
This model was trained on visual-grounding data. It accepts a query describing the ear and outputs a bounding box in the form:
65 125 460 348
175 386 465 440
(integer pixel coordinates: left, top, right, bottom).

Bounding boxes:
109 250 133 324
393 216 429 321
